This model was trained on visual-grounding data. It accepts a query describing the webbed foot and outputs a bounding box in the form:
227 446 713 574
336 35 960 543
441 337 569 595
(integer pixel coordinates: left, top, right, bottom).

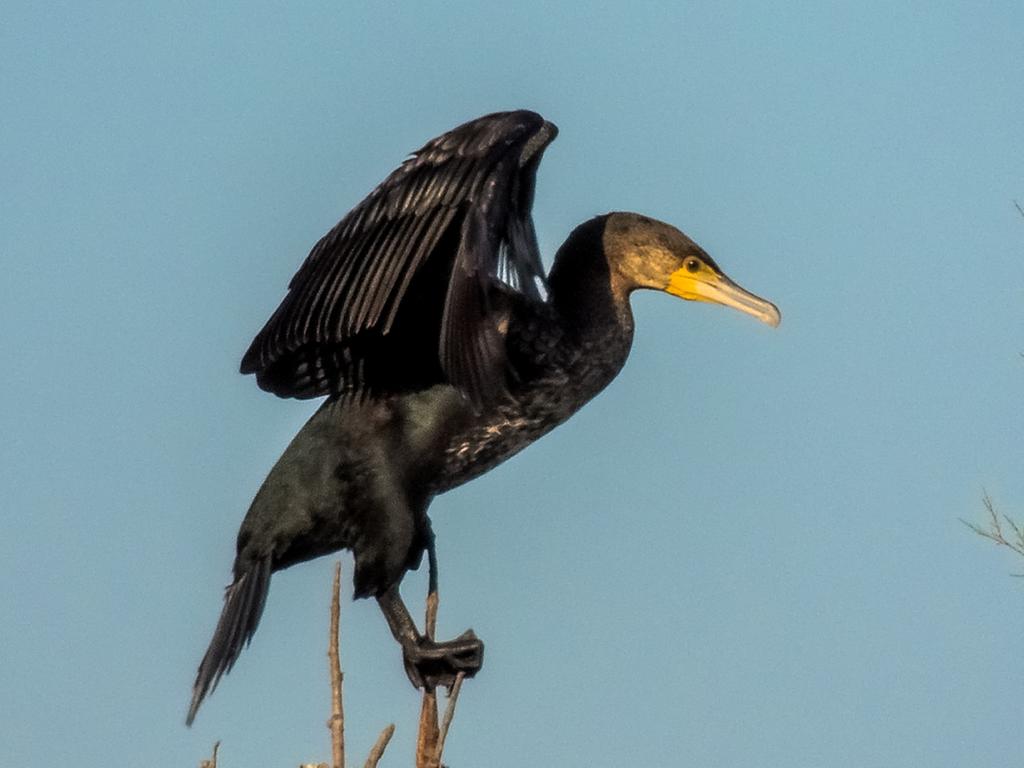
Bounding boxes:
400 629 484 689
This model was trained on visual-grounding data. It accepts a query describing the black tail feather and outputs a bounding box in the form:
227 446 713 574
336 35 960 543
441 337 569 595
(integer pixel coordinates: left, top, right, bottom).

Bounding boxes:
187 556 272 725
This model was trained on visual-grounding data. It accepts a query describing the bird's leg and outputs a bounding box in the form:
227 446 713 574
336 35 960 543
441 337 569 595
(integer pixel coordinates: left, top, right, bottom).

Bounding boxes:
426 523 439 598
376 585 483 691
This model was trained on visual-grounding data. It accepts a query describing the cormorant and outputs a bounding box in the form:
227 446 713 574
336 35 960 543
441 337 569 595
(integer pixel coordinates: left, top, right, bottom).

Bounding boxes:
187 110 780 724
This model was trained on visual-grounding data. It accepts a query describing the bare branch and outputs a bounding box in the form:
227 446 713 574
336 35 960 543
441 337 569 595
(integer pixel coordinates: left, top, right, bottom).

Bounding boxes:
199 741 219 768
433 673 465 764
963 493 1024 575
415 579 465 768
1004 512 1024 544
363 724 396 768
1014 199 1024 219
327 563 345 768
416 689 439 768
328 562 394 768
424 591 439 641
417 577 441 767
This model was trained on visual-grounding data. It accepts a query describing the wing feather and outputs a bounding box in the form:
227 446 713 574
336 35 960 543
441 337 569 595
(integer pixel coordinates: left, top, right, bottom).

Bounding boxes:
241 110 559 404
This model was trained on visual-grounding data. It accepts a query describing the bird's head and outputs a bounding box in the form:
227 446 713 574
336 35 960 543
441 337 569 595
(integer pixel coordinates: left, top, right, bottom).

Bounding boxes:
602 212 781 327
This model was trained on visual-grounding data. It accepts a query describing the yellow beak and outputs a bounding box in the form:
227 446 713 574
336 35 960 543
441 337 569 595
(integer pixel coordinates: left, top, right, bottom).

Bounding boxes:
667 267 781 327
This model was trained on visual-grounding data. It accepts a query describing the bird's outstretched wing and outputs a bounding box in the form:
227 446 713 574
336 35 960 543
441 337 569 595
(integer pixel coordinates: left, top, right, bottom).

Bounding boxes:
240 110 558 406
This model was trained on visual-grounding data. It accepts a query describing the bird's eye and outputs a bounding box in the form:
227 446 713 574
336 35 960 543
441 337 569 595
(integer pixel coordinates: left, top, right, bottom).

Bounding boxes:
684 258 701 273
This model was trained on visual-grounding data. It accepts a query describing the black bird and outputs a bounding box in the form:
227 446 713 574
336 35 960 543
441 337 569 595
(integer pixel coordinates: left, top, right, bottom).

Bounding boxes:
187 110 780 724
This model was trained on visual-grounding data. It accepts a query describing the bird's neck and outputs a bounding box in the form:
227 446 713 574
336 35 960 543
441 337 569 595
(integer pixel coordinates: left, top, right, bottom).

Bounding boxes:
547 227 635 348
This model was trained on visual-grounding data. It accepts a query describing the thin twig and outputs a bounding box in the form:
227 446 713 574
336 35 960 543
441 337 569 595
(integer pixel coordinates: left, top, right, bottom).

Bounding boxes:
363 723 396 768
968 493 1024 556
327 563 345 768
199 741 219 768
432 673 465 764
962 493 1024 576
1014 199 1024 219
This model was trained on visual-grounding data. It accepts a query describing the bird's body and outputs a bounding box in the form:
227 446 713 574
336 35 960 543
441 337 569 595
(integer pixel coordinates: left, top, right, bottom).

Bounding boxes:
188 110 779 724
235 227 633 598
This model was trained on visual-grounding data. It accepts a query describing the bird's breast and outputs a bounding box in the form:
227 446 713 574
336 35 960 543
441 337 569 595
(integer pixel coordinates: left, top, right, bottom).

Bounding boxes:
432 326 632 493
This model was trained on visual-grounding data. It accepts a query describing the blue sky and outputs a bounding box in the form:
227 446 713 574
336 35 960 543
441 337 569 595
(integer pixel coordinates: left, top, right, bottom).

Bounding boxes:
3 2 1023 766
